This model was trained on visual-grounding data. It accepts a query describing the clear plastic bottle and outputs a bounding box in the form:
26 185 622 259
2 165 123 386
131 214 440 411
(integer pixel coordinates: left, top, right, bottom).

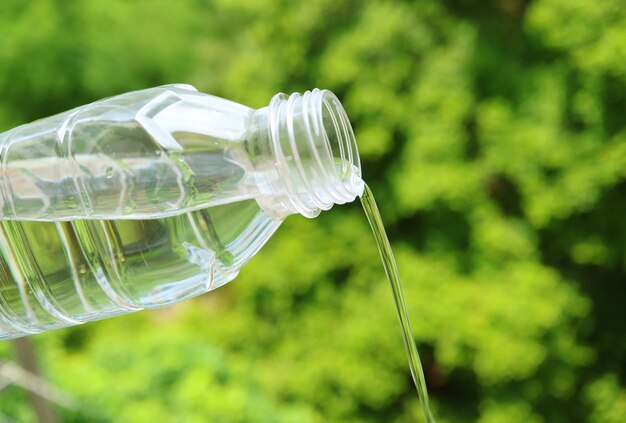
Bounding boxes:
0 84 363 339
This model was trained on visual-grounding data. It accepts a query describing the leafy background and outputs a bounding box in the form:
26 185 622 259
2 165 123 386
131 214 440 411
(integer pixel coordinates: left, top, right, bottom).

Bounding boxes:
0 0 625 421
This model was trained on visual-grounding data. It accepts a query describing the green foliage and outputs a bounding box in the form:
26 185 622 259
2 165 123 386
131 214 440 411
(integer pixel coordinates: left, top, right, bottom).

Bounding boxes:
0 0 625 421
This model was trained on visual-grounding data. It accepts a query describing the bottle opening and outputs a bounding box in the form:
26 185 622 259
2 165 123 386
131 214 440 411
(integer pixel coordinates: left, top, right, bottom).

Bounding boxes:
266 89 364 218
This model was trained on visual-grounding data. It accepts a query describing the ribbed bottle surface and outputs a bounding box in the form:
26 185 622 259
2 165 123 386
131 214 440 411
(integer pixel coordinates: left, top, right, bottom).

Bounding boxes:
0 202 280 339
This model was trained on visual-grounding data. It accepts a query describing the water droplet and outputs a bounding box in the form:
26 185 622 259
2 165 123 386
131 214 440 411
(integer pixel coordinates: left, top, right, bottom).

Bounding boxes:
105 167 114 178
155 150 162 156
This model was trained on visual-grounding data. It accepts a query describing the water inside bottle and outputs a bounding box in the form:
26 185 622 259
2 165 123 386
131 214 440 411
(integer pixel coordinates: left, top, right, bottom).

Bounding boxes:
360 184 435 422
0 200 268 338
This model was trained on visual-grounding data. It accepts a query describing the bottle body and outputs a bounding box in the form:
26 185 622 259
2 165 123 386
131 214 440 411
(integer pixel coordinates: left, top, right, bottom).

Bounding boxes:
0 84 362 339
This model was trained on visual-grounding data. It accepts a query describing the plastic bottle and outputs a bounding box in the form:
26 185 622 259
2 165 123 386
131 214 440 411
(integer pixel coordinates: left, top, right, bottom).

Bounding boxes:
0 84 363 339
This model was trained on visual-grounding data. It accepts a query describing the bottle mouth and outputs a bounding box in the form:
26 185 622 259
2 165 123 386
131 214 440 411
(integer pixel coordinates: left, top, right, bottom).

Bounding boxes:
267 89 364 218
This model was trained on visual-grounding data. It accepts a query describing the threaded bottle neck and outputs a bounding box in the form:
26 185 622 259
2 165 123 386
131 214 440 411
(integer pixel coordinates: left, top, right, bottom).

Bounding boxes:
247 89 363 218
254 89 363 218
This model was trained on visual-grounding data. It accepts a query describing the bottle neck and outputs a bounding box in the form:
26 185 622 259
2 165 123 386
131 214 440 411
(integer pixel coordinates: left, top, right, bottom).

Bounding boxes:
249 89 364 219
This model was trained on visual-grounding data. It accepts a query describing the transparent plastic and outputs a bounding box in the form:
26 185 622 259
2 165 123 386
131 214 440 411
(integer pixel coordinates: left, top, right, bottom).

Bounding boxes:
0 84 363 339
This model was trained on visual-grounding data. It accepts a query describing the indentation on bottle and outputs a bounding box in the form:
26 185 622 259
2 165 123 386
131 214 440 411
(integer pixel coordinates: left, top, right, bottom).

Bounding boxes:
183 241 216 292
0 224 41 325
72 220 142 311
93 267 142 310
54 222 94 313
0 221 86 327
34 290 83 325
63 109 95 218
